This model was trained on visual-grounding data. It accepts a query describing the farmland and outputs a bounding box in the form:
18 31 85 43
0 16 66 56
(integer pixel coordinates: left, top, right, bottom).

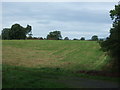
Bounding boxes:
2 40 119 88
2 40 107 70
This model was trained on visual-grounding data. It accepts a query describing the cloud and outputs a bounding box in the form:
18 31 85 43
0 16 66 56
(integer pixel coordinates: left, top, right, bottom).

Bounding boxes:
37 20 51 24
2 2 117 39
1 0 119 2
3 2 115 23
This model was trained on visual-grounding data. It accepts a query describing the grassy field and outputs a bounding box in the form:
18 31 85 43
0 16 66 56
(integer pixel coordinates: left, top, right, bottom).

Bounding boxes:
3 40 118 88
2 40 108 71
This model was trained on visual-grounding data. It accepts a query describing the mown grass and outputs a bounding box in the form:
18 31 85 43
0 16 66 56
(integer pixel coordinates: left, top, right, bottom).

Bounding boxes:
3 40 119 88
2 40 107 71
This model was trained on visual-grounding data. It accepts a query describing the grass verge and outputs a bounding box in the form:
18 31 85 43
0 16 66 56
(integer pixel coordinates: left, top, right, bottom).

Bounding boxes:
2 64 120 88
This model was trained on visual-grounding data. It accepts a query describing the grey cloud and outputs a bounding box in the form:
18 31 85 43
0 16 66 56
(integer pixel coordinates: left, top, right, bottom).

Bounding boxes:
2 2 116 39
37 20 50 24
3 2 114 24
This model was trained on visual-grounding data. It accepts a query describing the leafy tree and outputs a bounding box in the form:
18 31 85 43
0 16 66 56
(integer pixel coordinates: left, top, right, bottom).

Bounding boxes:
1 28 11 40
47 31 62 40
1 24 32 40
32 37 38 39
99 39 104 41
91 35 98 41
64 37 69 40
39 37 43 40
44 38 46 40
80 37 85 40
73 38 78 40
100 3 120 70
27 33 33 39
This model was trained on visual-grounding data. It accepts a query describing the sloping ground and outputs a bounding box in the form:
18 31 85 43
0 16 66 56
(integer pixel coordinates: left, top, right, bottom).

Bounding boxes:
2 40 108 71
3 40 120 88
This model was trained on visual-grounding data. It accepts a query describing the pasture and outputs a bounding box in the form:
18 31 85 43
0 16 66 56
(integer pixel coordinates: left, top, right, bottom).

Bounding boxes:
2 40 107 71
3 40 119 88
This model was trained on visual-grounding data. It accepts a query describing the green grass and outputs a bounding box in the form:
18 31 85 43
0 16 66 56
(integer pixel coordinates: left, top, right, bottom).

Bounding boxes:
3 64 119 88
2 64 69 88
3 40 119 88
2 40 107 71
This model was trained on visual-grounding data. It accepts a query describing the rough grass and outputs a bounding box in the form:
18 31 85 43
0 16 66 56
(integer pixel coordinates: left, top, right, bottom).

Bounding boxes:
3 64 119 88
2 64 69 88
2 40 108 71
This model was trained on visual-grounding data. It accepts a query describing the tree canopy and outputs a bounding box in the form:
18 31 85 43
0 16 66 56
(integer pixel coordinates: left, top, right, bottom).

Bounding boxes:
100 3 120 70
91 35 98 41
80 37 85 40
1 24 32 40
64 37 69 40
47 31 62 40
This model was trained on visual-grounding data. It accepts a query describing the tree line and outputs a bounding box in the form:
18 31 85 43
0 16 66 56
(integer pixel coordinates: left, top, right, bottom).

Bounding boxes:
100 3 120 72
1 24 99 41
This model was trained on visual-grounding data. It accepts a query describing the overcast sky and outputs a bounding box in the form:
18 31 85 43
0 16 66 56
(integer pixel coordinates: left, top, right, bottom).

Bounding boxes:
2 2 118 39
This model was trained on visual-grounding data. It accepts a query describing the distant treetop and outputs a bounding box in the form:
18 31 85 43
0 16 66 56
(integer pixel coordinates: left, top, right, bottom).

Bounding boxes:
47 31 62 40
1 23 32 40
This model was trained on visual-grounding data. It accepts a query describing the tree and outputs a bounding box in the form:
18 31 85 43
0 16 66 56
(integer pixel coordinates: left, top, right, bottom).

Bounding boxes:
1 28 11 40
80 37 85 40
1 23 32 40
47 31 62 40
100 3 120 70
91 35 98 41
27 33 33 39
39 37 43 40
73 38 78 40
64 37 69 40
44 38 46 40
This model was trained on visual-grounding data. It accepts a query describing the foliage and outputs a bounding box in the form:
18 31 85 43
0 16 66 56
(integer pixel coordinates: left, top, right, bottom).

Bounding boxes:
47 31 62 40
73 38 78 40
80 37 85 40
91 35 98 41
64 37 69 40
1 24 32 40
1 28 11 40
27 33 33 39
100 4 120 69
39 37 43 40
